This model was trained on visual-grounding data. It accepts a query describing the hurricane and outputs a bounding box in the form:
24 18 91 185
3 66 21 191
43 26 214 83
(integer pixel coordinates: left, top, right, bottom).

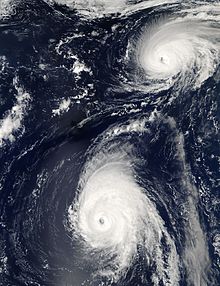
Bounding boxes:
0 0 219 286
136 16 220 92
97 2 220 96
67 117 211 286
68 147 179 285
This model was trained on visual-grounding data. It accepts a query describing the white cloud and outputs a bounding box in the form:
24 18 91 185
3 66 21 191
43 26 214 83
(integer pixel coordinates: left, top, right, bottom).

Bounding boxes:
52 97 71 116
0 77 31 147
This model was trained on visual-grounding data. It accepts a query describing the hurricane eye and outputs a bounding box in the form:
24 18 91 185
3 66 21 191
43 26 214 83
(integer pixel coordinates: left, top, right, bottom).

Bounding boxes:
99 217 105 225
160 56 165 63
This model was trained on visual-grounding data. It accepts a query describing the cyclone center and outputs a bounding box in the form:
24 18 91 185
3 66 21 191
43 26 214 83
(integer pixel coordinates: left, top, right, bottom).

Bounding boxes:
99 217 105 225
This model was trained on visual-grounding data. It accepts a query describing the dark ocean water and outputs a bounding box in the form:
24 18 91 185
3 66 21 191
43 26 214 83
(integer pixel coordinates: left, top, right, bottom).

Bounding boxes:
0 1 219 285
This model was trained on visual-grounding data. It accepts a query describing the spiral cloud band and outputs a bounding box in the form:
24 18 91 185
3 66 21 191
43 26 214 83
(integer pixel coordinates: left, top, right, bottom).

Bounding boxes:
66 113 213 285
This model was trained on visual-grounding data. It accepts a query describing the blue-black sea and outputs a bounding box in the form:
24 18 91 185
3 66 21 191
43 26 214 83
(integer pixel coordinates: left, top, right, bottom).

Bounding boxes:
0 1 219 286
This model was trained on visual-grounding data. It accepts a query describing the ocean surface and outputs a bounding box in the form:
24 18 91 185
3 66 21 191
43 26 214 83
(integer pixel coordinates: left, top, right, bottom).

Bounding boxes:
0 1 219 285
